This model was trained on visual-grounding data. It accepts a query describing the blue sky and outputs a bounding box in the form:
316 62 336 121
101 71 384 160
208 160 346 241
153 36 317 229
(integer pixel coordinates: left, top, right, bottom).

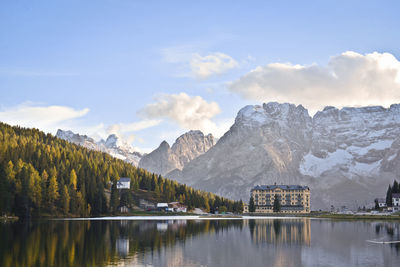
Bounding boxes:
1 0 400 152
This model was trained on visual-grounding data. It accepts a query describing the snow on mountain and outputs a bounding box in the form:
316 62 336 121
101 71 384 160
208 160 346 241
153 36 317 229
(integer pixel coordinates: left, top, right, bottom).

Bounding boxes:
138 130 216 175
56 129 142 166
167 102 400 210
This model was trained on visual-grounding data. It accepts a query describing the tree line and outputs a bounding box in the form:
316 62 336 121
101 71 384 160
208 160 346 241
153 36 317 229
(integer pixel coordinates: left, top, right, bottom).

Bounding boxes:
0 122 243 217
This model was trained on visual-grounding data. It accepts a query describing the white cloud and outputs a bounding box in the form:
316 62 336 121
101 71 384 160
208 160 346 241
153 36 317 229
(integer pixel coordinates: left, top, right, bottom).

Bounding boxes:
138 92 229 137
0 103 89 133
190 52 239 79
229 51 400 113
0 102 162 152
162 47 239 79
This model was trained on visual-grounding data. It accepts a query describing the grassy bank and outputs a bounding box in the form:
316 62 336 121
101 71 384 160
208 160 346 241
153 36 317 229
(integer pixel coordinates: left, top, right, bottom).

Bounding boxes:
313 213 400 220
107 211 198 216
199 214 242 218
244 212 400 221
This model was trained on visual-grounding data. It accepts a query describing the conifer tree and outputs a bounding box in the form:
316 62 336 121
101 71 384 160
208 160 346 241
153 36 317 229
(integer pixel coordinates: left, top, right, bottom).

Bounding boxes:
48 174 59 212
60 185 70 214
273 197 281 212
69 169 77 191
249 196 255 212
393 180 399 194
110 183 119 214
386 184 392 206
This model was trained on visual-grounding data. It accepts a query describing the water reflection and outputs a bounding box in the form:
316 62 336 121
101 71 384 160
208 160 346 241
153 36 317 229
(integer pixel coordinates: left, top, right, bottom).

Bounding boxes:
0 219 242 267
247 218 311 245
0 218 399 267
373 222 400 245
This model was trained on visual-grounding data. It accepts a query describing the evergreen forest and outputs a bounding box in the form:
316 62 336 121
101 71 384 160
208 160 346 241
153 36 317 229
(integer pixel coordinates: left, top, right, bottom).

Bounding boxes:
0 122 243 218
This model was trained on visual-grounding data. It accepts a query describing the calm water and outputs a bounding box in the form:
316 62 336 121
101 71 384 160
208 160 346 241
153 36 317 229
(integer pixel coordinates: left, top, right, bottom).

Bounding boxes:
1 217 399 267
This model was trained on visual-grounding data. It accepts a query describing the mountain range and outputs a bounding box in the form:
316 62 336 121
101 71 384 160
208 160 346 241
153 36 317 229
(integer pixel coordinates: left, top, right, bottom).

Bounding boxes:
57 102 400 210
56 130 142 166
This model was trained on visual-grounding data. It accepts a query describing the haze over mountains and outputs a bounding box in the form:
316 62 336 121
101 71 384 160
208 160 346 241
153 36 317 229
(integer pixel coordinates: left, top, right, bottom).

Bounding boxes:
57 102 400 210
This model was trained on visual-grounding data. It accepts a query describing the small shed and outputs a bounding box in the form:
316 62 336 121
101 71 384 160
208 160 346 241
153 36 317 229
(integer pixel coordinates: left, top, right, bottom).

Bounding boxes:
168 202 187 212
157 203 169 211
117 178 131 189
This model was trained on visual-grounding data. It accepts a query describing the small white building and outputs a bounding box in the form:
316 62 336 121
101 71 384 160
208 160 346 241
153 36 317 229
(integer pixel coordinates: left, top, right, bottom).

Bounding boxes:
376 198 387 208
393 193 400 212
117 178 131 189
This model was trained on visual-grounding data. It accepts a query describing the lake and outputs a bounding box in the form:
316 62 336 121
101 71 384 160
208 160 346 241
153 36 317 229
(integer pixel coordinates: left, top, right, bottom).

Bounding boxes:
1 217 399 267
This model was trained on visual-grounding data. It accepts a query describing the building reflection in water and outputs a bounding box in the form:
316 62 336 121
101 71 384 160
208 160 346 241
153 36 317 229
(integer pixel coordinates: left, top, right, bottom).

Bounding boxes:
246 218 311 246
116 238 129 257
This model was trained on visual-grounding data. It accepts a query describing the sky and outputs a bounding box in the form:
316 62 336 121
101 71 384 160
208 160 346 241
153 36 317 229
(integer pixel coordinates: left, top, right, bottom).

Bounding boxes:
1 0 400 152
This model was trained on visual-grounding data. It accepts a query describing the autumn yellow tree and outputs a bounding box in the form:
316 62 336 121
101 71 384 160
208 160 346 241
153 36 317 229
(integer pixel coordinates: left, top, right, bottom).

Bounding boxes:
69 169 77 191
48 174 59 212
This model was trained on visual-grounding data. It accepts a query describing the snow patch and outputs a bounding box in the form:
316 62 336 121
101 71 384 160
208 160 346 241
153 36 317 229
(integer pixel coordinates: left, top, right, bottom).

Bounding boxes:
109 152 126 161
300 148 383 178
387 153 397 161
351 160 381 176
300 149 353 177
347 140 393 155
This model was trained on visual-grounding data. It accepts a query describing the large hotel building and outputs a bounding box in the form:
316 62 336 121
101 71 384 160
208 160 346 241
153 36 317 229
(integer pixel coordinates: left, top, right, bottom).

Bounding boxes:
245 184 310 213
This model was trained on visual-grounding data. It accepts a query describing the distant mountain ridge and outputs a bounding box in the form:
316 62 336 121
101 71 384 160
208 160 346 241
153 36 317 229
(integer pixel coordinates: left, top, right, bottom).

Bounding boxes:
138 130 216 175
56 129 142 166
167 102 400 210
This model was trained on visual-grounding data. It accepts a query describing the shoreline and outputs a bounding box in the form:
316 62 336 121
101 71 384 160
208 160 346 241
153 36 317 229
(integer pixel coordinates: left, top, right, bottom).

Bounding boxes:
5 212 400 222
53 213 400 221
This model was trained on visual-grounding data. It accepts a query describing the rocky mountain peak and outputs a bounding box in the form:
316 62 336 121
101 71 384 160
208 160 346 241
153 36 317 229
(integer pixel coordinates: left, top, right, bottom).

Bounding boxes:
139 130 216 175
102 133 135 154
159 140 171 149
235 102 311 128
104 134 118 148
56 129 96 148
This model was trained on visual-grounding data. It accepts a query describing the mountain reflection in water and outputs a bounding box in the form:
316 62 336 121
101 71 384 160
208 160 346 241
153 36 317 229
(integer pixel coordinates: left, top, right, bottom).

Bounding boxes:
0 218 399 267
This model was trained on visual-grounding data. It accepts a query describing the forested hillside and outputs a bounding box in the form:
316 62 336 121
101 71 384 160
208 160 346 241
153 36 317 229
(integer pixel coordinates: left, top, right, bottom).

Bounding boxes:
0 122 242 218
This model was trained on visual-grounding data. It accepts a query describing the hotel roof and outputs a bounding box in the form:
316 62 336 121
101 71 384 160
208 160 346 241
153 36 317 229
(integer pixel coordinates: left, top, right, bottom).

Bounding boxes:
251 185 309 191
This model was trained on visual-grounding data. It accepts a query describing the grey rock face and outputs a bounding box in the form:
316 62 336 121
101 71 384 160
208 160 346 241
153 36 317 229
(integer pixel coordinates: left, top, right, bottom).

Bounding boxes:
168 102 400 210
138 141 175 175
56 129 142 166
138 130 216 175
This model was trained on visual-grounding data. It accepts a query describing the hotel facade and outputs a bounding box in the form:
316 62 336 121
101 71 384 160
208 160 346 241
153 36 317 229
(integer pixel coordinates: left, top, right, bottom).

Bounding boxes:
245 184 310 213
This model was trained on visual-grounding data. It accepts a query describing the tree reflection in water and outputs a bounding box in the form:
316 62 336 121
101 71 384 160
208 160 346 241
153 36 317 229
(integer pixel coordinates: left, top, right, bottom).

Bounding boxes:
0 219 243 267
